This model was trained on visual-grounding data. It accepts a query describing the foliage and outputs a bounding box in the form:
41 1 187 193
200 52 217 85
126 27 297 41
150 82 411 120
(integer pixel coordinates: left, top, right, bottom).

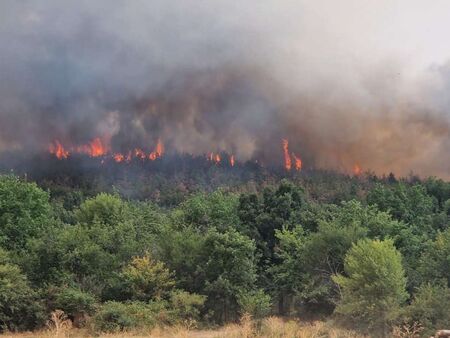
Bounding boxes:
121 254 175 301
0 249 44 332
0 175 53 250
54 287 96 320
405 283 450 337
92 301 159 332
333 239 408 336
167 290 206 322
237 289 272 318
0 173 448 334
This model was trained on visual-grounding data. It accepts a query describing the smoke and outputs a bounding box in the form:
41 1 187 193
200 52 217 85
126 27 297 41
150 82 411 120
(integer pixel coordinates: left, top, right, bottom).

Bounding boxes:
1 0 450 177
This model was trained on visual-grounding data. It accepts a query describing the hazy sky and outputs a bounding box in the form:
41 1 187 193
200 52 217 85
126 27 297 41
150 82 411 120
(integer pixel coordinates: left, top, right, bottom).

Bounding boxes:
2 1 450 176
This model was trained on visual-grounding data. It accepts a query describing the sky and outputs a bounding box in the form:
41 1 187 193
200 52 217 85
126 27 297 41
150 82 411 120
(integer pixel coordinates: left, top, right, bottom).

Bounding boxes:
1 1 450 177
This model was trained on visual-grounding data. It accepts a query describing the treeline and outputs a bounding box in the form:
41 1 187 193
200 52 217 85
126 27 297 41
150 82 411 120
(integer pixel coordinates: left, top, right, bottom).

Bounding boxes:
1 173 450 336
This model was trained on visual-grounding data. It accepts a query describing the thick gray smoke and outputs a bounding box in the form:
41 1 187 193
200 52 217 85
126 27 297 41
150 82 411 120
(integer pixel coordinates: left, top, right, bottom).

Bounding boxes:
1 1 450 177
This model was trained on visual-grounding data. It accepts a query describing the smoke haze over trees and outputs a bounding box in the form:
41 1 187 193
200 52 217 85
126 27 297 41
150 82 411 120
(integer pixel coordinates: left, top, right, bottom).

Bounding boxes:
2 1 450 177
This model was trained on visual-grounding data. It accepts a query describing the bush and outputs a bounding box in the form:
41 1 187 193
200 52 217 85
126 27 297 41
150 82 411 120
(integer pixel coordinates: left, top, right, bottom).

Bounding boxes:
92 301 161 332
405 283 450 337
168 290 206 322
237 290 272 319
54 288 96 327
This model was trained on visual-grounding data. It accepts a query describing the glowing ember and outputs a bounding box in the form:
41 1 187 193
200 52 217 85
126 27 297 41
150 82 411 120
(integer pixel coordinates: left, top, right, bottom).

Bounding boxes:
353 164 362 175
113 153 124 162
134 148 146 160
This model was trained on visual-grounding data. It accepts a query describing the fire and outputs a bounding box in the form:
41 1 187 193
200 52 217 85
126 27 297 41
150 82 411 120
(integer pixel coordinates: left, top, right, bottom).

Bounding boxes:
149 139 164 160
230 155 235 167
214 153 221 164
134 148 146 160
292 152 302 171
155 139 164 157
49 140 69 159
113 153 124 162
89 138 108 157
282 139 292 170
75 138 109 157
49 138 166 163
353 164 362 176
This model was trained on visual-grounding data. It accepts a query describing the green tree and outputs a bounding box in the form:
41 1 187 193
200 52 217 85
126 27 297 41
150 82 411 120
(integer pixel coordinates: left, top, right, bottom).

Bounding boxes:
0 249 44 332
176 189 240 231
0 175 53 250
121 254 175 301
367 183 435 225
418 228 450 286
333 239 408 336
75 193 127 226
406 283 450 337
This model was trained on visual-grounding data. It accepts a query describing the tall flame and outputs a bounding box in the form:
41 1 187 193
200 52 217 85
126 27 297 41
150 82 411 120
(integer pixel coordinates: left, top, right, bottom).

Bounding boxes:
155 139 164 157
230 154 235 167
149 139 164 160
49 140 69 159
282 139 292 170
214 153 221 164
292 152 302 171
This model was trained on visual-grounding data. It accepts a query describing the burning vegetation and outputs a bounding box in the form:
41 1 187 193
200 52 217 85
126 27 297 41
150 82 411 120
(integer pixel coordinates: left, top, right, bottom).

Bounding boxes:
47 137 316 172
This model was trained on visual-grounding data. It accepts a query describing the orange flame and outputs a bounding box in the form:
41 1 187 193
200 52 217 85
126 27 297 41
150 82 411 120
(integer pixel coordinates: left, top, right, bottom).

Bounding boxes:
149 139 164 160
113 153 124 162
353 164 362 176
134 148 146 160
215 153 221 164
76 138 109 157
230 155 235 167
282 139 292 170
155 139 164 157
292 152 302 171
49 140 69 159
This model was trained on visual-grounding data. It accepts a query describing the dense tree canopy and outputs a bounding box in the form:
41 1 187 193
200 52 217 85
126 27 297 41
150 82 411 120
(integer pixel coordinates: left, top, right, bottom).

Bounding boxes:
0 171 449 336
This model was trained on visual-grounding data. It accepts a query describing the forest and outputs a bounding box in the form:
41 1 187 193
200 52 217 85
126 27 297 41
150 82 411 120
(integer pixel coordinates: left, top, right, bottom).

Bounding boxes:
1 163 450 337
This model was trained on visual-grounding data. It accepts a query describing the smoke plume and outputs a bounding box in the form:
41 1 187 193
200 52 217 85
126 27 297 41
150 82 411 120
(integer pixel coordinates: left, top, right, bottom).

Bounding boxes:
2 1 450 177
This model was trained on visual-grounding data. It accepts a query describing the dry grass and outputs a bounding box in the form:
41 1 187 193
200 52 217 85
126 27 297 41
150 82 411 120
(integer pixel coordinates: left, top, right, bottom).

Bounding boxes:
0 315 367 338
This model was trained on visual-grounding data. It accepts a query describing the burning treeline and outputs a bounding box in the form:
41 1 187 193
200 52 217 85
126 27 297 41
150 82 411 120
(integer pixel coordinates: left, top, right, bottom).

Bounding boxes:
49 137 311 172
3 1 450 178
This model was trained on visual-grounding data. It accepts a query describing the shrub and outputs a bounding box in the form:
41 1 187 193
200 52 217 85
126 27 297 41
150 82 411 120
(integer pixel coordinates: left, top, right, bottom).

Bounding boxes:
237 290 272 319
168 290 206 323
54 287 96 327
92 301 160 332
405 283 450 337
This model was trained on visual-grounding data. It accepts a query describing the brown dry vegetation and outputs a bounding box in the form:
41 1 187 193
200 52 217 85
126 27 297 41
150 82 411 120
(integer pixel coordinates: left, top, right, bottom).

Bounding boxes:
0 316 368 338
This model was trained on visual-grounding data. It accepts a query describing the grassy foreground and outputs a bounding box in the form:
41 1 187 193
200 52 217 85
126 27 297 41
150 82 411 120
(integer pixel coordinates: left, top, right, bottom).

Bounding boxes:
0 316 367 338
